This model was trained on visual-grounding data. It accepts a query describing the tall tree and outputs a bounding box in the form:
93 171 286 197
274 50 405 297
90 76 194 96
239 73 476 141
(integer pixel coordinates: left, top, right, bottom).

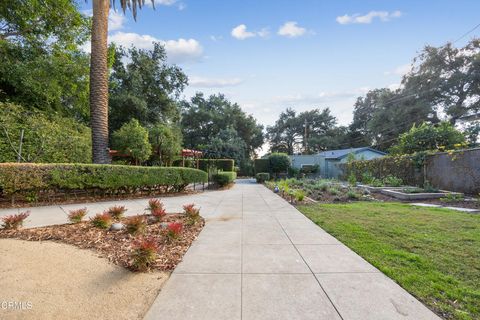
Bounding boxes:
89 0 153 164
0 0 90 120
401 39 480 124
109 43 187 133
267 107 340 154
181 93 264 159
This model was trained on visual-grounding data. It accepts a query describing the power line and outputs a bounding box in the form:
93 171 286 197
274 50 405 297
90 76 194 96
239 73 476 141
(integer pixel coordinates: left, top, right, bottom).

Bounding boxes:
453 22 480 44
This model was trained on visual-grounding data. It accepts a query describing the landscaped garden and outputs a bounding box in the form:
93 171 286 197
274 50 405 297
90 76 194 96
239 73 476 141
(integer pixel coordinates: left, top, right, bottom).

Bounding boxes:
0 199 204 272
298 202 480 320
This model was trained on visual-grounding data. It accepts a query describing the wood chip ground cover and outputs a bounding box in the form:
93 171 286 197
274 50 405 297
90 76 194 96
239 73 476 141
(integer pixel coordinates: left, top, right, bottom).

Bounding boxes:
0 214 204 271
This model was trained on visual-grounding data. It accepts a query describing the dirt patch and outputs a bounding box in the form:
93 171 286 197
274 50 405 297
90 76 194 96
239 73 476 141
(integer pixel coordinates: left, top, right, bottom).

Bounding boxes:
0 214 204 271
0 239 169 320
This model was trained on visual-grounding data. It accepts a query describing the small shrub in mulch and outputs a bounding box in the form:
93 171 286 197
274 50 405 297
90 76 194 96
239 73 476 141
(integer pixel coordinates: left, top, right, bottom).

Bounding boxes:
90 212 113 229
166 222 183 241
107 206 127 220
1 211 30 229
68 208 88 223
131 237 159 271
0 213 204 272
183 204 200 225
148 199 166 221
124 215 147 235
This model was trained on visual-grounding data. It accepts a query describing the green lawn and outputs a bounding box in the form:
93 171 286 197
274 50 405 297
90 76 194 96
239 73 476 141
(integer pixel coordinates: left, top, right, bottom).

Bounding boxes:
297 202 480 320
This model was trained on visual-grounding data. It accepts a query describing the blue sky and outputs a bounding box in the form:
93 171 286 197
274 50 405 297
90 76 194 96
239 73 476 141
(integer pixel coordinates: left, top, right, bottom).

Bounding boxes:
81 0 480 127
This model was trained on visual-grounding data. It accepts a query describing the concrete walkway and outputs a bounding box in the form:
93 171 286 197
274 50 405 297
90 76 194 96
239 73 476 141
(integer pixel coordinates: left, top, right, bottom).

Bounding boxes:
1 180 440 319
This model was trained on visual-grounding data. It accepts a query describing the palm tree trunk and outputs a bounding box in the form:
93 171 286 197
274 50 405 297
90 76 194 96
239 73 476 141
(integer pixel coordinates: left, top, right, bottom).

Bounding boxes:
90 0 110 164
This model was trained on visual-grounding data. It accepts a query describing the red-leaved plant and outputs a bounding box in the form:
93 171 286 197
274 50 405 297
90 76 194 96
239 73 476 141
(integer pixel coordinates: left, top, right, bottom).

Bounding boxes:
183 203 200 225
1 211 30 229
151 207 166 221
166 222 183 240
90 212 112 229
107 205 127 219
68 208 87 223
130 237 159 271
125 215 147 235
147 198 163 212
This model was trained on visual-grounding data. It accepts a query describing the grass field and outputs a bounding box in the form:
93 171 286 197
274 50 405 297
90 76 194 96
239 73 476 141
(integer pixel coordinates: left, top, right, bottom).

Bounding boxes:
297 202 480 320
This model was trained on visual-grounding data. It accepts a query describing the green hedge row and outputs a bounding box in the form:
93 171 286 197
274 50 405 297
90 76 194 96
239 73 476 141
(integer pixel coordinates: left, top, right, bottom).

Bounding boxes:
0 163 208 197
172 159 235 172
340 155 423 186
212 171 237 187
254 159 270 174
255 172 270 183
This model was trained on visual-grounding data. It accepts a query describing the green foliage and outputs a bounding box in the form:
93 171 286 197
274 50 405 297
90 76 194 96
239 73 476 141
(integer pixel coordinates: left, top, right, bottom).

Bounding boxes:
0 163 208 197
254 158 270 174
255 173 270 183
343 155 421 187
268 153 291 174
391 122 466 154
0 1 91 120
149 124 182 166
0 102 91 163
195 159 235 172
383 175 403 187
328 187 339 196
212 171 237 187
125 215 147 235
346 190 359 199
68 208 87 224
440 193 465 203
112 119 151 164
203 127 247 168
348 173 357 187
266 107 344 154
131 237 158 272
294 189 305 202
181 93 264 164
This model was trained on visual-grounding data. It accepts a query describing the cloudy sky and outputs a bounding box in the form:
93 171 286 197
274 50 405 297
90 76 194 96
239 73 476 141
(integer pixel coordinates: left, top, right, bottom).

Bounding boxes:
81 0 480 127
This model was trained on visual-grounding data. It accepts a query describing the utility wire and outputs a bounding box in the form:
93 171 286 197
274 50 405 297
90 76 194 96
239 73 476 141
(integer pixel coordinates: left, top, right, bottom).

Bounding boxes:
453 22 480 43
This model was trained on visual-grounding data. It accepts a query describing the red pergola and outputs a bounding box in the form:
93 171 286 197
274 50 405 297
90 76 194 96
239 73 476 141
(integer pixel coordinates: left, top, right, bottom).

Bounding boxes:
180 149 203 168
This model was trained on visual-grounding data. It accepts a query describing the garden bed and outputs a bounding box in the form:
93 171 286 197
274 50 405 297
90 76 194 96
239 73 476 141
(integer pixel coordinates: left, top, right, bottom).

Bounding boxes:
0 212 204 272
381 188 463 200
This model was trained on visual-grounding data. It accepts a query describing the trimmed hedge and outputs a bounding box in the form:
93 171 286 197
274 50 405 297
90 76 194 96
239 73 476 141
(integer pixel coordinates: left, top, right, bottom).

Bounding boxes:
254 159 270 174
255 173 270 183
0 163 208 198
340 155 423 187
212 171 237 187
172 159 235 172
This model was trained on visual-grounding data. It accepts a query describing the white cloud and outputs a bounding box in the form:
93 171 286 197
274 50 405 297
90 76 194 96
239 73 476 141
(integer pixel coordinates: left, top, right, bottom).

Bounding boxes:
108 32 203 63
277 21 306 38
189 76 243 88
384 63 411 76
108 10 127 31
231 24 256 40
336 10 402 25
231 24 269 40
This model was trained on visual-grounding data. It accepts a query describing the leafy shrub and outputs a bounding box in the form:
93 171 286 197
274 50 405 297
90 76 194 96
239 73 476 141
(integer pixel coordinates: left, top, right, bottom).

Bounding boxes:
183 203 200 225
148 199 166 221
269 153 291 174
107 206 127 219
328 188 339 196
383 175 403 187
0 163 208 199
147 199 163 212
256 172 270 183
370 178 384 187
111 119 151 164
197 159 235 172
125 215 147 235
440 193 464 202
1 211 30 229
294 189 305 202
318 183 329 191
213 171 236 187
347 190 359 200
254 158 270 174
90 213 112 229
166 222 183 240
423 181 439 193
348 173 357 187
68 208 87 223
361 172 375 185
131 237 159 271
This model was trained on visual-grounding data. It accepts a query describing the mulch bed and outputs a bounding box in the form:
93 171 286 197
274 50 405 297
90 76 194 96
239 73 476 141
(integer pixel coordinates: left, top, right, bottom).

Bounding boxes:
0 214 204 272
